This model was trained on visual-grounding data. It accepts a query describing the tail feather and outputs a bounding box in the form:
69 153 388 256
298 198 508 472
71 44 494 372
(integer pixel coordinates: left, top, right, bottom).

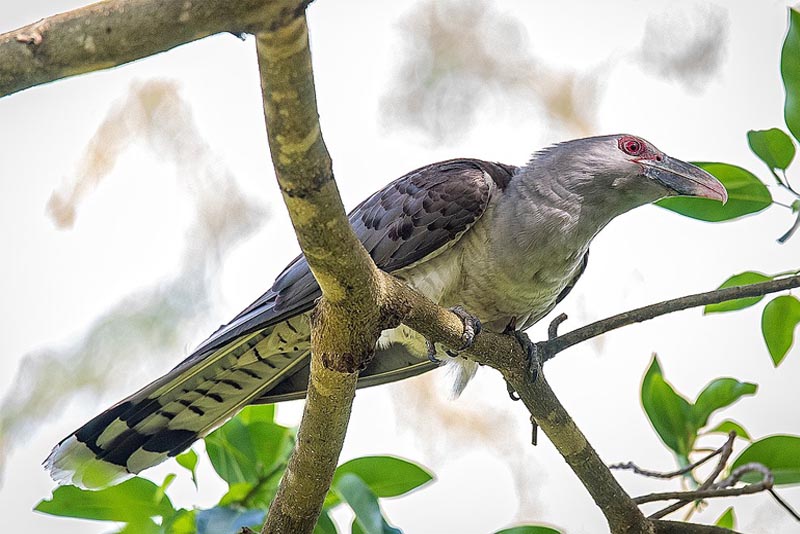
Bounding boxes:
46 317 311 488
254 342 439 404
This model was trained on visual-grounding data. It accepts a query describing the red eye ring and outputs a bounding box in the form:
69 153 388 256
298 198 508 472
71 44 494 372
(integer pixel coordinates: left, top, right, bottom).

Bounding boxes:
619 136 645 156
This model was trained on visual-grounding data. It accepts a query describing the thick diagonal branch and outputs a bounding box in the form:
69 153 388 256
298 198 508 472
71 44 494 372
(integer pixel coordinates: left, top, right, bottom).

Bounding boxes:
0 0 310 97
387 274 799 533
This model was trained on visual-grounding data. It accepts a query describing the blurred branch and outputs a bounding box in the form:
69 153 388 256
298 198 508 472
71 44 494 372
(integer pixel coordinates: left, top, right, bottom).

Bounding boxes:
0 0 310 98
0 80 266 477
381 0 598 144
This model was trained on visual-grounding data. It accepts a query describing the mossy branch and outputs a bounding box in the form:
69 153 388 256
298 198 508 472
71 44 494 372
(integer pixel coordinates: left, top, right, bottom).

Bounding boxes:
0 0 311 98
255 12 388 534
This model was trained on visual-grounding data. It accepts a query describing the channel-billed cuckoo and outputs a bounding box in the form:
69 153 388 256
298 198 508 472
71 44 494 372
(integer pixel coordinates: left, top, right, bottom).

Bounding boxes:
46 134 727 488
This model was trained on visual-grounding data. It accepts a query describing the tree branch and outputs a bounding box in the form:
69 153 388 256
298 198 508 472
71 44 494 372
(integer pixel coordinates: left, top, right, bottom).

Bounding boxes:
255 10 389 534
610 431 734 480
0 0 310 98
648 432 736 520
634 463 774 506
545 275 800 358
377 277 656 533
652 521 742 534
387 275 800 533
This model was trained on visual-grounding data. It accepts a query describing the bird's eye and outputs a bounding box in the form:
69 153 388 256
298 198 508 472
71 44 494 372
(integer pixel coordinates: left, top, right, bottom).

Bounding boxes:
619 136 645 156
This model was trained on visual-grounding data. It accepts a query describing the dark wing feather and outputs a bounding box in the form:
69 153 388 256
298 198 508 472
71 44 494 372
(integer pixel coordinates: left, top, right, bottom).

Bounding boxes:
192 159 516 357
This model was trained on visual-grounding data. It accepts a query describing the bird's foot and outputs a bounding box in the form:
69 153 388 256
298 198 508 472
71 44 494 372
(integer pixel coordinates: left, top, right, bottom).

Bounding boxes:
450 305 483 351
425 338 442 364
512 330 548 384
425 306 482 364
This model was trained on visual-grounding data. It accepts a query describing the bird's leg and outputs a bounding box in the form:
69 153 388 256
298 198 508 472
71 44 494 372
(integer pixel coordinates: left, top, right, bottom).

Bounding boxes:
426 306 482 364
503 317 522 400
510 329 550 383
509 314 566 384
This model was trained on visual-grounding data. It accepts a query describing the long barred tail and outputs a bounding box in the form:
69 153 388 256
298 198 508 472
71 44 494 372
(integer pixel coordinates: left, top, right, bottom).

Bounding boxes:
45 317 311 489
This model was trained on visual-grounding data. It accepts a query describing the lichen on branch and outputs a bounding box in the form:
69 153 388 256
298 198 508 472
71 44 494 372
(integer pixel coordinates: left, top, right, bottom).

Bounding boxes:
0 0 311 97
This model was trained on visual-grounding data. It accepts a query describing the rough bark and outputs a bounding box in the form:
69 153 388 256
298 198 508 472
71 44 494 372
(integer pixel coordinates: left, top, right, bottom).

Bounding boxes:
255 13 386 534
0 0 310 97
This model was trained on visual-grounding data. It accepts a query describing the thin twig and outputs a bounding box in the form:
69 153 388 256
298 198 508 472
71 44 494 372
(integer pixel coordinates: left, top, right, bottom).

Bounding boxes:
778 210 800 243
719 463 773 488
635 484 769 505
610 434 732 480
649 433 736 519
545 275 800 359
635 462 773 506
778 169 800 197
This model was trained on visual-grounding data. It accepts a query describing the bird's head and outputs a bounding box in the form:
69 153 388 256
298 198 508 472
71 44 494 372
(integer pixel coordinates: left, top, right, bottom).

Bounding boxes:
536 134 728 206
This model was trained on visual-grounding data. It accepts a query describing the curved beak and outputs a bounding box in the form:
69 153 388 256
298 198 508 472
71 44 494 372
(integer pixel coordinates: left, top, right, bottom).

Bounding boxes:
642 156 728 203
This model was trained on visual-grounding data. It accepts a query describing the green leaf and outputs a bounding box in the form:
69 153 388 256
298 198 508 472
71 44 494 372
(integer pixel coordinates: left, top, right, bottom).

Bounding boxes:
35 477 175 522
176 449 199 488
217 482 255 506
205 417 292 486
732 435 800 486
156 473 177 505
315 510 339 534
657 163 771 221
761 295 800 366
714 507 736 529
747 129 796 170
641 356 696 457
495 527 562 534
704 272 774 313
706 419 752 441
238 404 276 425
334 456 433 499
163 509 197 534
335 473 401 534
782 8 800 143
195 506 265 534
117 518 162 534
691 378 757 430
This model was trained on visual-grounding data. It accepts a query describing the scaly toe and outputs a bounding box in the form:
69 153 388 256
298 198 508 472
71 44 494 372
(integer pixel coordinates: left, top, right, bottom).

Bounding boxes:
450 305 482 350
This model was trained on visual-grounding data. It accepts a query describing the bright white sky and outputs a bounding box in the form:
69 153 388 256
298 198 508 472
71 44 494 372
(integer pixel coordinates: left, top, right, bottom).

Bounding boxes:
1 1 799 533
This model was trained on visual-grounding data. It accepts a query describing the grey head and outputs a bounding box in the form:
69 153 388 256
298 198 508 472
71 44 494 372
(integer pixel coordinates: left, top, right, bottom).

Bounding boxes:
518 134 727 219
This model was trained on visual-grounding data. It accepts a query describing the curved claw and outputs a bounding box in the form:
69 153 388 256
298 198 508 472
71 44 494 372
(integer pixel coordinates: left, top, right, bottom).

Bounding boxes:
424 306 483 365
512 330 546 383
426 339 442 364
506 381 521 401
450 305 482 350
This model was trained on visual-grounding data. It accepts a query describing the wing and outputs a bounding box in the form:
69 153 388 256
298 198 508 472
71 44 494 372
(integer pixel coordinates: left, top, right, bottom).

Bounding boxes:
46 159 517 487
194 158 517 357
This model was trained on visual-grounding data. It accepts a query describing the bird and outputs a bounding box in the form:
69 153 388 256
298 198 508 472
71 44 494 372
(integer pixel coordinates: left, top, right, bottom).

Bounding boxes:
45 134 727 488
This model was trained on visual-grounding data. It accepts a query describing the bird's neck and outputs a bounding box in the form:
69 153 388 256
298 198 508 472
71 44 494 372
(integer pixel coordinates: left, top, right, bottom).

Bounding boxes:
497 158 655 252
